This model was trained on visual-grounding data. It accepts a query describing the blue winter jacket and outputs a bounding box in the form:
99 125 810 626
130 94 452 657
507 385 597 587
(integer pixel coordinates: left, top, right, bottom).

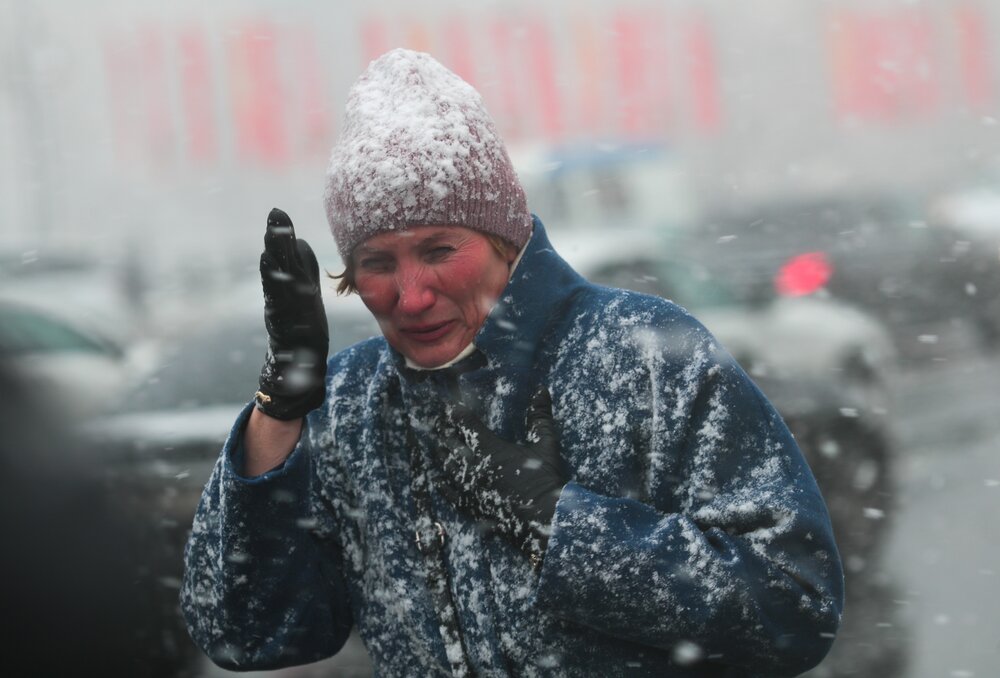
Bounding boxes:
181 219 843 677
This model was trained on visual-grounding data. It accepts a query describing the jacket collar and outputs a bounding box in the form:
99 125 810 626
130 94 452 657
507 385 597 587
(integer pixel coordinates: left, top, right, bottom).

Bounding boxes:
473 216 588 369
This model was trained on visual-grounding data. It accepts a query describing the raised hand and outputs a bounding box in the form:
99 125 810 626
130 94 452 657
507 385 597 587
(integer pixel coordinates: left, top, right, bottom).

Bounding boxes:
255 207 329 420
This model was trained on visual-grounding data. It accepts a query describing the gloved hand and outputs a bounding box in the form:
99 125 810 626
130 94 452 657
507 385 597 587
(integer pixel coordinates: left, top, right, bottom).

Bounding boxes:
432 388 568 566
255 207 329 420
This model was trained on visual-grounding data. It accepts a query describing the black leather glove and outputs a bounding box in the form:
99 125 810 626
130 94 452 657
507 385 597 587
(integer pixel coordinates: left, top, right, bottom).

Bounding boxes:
432 388 568 566
255 207 329 420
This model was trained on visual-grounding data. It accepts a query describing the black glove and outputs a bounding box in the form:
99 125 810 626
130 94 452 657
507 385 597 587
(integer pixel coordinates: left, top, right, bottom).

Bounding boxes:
255 207 329 420
433 388 568 565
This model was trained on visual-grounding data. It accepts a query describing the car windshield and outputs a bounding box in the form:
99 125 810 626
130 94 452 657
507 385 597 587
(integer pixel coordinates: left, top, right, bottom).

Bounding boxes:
115 314 378 414
699 197 923 260
589 256 763 309
0 305 118 355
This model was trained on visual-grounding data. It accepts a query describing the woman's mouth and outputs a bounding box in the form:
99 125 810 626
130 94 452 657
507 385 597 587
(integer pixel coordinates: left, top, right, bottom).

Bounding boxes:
401 320 454 343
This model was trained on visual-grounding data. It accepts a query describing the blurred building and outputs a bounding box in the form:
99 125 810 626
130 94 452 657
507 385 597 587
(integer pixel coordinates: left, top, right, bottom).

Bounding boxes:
1 0 998 308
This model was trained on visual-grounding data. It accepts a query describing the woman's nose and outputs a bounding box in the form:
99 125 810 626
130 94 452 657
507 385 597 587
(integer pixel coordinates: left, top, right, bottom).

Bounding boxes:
395 267 436 315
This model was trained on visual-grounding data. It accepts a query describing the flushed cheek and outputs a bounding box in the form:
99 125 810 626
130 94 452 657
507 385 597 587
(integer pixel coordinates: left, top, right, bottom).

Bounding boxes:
462 270 508 315
375 318 400 344
357 281 396 317
459 293 492 326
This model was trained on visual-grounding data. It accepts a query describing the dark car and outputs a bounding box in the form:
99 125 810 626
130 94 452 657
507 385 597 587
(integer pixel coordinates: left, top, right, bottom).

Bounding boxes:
696 196 1000 362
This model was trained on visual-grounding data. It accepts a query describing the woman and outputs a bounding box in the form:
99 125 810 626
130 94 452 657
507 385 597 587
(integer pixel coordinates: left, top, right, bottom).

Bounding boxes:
182 49 843 677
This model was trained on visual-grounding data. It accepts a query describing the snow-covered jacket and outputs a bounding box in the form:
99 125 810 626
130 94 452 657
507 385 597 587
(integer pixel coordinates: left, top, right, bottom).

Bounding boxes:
181 218 843 677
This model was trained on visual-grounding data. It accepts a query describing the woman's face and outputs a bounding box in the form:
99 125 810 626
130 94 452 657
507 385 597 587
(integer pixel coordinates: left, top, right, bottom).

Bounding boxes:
352 225 517 368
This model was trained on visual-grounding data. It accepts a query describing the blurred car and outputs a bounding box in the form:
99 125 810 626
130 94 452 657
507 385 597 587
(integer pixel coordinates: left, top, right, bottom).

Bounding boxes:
929 159 1000 246
519 137 1000 362
514 141 897 398
511 141 700 236
85 284 380 530
0 299 151 418
81 286 381 675
930 184 1000 245
698 196 1000 361
560 231 896 410
0 248 145 339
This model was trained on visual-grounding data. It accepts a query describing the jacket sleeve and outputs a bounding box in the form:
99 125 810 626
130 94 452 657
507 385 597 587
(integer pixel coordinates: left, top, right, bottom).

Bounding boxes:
180 402 353 671
534 331 844 677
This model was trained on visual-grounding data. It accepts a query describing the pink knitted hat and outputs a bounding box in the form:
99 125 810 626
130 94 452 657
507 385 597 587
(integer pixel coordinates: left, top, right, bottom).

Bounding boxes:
324 49 532 261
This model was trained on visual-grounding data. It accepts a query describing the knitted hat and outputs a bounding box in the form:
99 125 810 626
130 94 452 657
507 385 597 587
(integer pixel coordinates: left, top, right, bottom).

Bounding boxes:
324 49 532 261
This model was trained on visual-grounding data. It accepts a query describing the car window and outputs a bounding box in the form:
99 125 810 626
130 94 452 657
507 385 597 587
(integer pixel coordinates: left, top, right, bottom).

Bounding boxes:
115 313 378 413
590 259 737 309
0 306 113 355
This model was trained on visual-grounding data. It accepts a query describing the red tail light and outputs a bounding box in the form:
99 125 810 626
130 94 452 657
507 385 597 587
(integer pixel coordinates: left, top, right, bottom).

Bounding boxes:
775 252 832 297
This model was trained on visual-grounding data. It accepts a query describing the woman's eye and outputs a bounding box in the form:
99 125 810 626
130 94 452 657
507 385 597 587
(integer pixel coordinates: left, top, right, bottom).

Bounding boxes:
359 258 392 273
425 246 454 261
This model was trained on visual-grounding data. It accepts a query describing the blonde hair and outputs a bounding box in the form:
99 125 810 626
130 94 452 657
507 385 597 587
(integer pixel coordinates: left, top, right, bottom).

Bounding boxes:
330 232 516 296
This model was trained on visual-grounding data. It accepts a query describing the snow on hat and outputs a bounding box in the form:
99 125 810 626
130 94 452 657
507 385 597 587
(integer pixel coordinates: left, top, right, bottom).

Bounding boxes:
324 49 532 261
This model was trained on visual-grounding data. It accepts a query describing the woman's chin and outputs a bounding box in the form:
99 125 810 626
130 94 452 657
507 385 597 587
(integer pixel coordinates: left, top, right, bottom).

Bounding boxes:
399 339 465 369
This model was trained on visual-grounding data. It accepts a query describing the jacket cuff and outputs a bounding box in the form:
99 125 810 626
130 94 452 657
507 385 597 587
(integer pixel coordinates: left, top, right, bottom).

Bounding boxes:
211 402 314 558
224 401 306 483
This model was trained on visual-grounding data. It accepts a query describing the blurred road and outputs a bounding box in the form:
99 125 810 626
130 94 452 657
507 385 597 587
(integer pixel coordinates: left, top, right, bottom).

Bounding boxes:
195 630 372 678
884 354 1000 678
